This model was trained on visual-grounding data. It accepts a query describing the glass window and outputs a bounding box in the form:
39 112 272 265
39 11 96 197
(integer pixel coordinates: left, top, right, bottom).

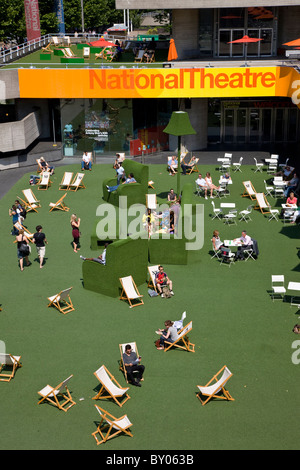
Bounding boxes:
60 98 133 157
219 8 245 29
199 9 213 56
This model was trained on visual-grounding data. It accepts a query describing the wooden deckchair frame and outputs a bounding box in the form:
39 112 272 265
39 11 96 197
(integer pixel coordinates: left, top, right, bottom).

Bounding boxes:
0 354 22 382
119 276 144 308
196 365 234 406
13 222 34 242
38 375 76 412
92 365 130 407
49 193 69 212
38 171 51 190
164 321 195 353
186 157 199 175
20 189 41 213
47 287 74 314
147 265 159 292
59 172 73 190
254 192 271 214
92 405 133 445
119 342 139 383
242 181 257 200
69 173 85 191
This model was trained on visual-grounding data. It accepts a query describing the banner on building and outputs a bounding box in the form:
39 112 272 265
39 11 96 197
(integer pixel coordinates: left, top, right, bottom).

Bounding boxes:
54 0 65 35
24 0 41 43
18 67 300 106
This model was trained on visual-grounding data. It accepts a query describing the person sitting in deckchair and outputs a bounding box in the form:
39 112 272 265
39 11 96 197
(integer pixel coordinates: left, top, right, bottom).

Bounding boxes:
39 157 54 175
122 344 145 387
155 265 174 297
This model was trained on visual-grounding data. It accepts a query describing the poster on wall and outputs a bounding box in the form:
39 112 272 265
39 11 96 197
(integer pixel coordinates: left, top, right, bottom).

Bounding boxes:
24 0 41 43
54 0 65 35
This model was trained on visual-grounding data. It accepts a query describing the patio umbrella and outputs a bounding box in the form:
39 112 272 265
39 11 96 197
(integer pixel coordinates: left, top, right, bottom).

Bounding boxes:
88 38 116 48
167 39 178 61
283 38 300 47
228 35 263 65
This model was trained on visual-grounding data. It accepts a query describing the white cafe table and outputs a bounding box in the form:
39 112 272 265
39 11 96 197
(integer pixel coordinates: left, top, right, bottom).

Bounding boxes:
224 239 242 248
220 202 235 210
287 282 300 306
281 204 297 210
219 177 233 185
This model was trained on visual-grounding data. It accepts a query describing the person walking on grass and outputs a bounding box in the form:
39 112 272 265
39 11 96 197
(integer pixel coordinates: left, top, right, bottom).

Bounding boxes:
33 225 47 269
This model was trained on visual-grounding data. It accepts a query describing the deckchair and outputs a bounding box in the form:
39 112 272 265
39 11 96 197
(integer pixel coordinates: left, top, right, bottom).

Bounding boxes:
186 158 199 175
49 193 69 212
59 171 73 190
83 47 90 58
196 365 234 406
42 43 52 52
242 181 257 200
146 193 157 210
63 36 71 46
20 189 41 213
92 405 133 445
119 342 140 383
134 49 144 62
105 49 118 62
69 173 85 191
47 287 74 314
92 365 130 407
147 265 159 292
119 276 144 308
148 180 155 190
38 171 51 190
65 47 75 57
38 375 76 412
0 354 22 382
51 36 61 46
254 193 271 214
13 222 34 242
164 321 195 353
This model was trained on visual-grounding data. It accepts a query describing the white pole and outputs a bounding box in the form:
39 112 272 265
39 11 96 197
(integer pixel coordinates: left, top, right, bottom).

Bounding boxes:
81 0 85 33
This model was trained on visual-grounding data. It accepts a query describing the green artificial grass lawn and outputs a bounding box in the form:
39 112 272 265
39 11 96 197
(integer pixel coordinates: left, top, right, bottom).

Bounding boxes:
3 45 168 69
0 159 300 450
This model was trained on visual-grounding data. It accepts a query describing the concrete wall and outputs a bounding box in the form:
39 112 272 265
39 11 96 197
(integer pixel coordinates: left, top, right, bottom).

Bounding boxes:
0 112 41 153
172 9 199 60
0 70 19 100
169 99 208 151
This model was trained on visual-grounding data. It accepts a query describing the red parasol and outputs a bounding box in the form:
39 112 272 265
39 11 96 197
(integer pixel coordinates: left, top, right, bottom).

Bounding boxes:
283 38 300 47
228 35 263 44
167 38 178 61
88 38 116 48
228 35 263 65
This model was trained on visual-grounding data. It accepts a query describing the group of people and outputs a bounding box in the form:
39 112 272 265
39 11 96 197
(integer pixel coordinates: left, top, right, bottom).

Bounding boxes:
15 225 47 271
212 229 256 261
30 157 55 185
196 172 222 199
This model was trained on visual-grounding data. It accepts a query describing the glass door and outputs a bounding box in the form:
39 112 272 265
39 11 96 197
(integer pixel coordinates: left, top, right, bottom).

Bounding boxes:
218 29 244 57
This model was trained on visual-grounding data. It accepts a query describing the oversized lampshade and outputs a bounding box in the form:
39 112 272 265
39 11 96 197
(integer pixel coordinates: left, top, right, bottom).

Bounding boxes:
164 111 196 195
163 111 196 137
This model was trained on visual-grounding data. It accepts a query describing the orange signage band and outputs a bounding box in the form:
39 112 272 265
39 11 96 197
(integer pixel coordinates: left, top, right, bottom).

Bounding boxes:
18 67 300 100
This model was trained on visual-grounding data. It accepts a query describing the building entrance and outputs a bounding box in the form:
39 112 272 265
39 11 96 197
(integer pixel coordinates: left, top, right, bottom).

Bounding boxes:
220 100 299 145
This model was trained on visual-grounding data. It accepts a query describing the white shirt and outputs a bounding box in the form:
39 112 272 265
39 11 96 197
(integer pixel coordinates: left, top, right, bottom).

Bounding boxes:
196 177 207 187
239 234 252 246
82 153 90 162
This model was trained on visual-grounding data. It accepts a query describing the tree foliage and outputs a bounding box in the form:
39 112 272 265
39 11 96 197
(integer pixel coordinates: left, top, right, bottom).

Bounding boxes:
0 0 144 43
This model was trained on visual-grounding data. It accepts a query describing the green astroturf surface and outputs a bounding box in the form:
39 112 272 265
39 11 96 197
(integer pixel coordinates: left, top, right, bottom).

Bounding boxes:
0 161 300 450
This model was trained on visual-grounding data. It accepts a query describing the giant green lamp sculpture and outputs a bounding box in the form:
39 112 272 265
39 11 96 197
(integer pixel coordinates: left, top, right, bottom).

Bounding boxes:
163 111 196 195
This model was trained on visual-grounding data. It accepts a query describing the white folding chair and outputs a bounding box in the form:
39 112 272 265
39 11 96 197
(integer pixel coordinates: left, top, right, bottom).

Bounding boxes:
211 201 223 220
271 275 286 301
232 157 243 172
254 157 263 173
239 206 253 223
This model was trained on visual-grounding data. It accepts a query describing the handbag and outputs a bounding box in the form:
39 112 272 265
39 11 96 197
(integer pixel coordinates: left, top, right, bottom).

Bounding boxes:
19 243 30 255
